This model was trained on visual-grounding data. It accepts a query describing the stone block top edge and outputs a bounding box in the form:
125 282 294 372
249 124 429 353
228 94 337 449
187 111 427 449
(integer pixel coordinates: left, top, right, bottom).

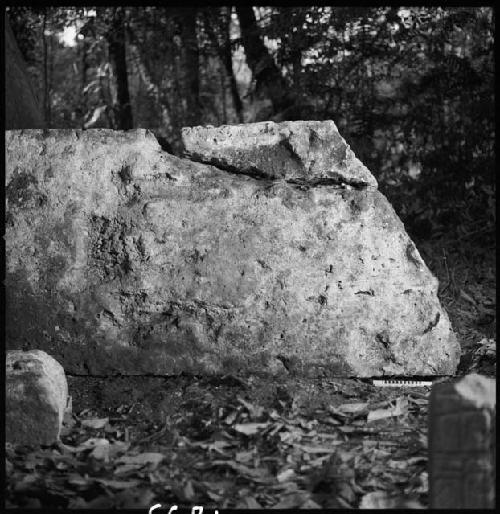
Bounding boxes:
5 128 157 140
182 119 337 133
181 120 378 188
431 373 496 410
453 373 496 409
5 128 163 155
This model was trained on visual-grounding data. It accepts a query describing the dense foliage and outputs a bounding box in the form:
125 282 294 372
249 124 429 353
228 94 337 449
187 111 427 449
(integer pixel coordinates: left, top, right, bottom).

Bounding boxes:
6 6 495 242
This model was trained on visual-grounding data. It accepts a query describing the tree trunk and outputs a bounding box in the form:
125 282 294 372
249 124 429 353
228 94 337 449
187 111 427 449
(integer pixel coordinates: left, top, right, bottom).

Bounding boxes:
80 36 88 128
5 16 45 129
202 8 243 123
42 13 51 126
223 8 243 122
220 67 227 124
127 21 183 152
178 8 201 126
235 6 294 115
104 7 133 129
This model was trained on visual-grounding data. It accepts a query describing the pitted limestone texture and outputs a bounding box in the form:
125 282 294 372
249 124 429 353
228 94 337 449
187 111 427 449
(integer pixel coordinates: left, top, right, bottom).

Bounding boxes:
5 125 459 377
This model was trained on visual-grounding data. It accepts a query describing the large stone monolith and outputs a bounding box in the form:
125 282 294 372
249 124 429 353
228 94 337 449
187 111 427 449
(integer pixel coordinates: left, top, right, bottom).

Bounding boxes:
5 122 460 376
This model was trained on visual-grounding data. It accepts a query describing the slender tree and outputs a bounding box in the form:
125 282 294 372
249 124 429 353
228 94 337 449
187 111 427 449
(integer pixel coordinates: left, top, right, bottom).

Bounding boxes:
101 6 133 129
177 7 201 126
41 12 52 125
5 16 45 128
202 7 243 123
235 6 295 116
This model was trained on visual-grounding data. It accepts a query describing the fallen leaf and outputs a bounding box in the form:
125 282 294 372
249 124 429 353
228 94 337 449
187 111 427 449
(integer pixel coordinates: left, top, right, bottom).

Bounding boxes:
387 459 408 470
238 397 265 418
95 478 141 490
292 443 341 454
204 440 233 453
337 449 356 463
360 491 424 509
460 289 477 305
300 498 322 508
322 414 343 426
211 460 272 483
74 437 110 453
69 496 115 509
81 417 109 429
267 422 286 436
408 456 427 465
234 422 269 435
367 397 408 422
108 440 131 459
306 455 332 468
114 488 157 509
370 448 391 459
90 439 110 461
13 474 42 493
235 496 262 508
349 477 366 495
337 426 356 433
204 480 235 494
224 412 239 426
206 490 223 502
117 452 164 468
173 480 196 502
414 471 428 493
53 453 78 471
336 402 368 414
277 468 295 482
114 464 140 476
337 480 356 504
359 491 395 509
272 491 312 508
418 432 428 449
409 397 428 406
61 410 76 435
67 473 94 488
236 450 254 463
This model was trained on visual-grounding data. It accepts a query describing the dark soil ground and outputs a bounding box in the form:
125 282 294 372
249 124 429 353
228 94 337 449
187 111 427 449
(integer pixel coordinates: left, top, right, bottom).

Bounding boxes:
5 235 496 509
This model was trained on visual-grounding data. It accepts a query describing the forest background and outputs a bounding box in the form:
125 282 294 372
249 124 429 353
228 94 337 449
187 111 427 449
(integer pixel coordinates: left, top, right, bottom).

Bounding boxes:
6 5 496 344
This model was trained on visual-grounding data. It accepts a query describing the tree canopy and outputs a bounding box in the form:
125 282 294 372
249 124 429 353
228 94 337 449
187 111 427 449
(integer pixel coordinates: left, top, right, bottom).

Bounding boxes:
6 6 495 242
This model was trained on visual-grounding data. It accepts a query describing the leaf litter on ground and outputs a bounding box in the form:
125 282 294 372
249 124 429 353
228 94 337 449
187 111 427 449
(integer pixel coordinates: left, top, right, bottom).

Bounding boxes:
5 373 448 509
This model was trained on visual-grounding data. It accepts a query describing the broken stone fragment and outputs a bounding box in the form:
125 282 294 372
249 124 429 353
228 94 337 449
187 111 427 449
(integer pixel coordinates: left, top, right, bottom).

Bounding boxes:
182 120 377 187
429 374 496 509
6 349 69 446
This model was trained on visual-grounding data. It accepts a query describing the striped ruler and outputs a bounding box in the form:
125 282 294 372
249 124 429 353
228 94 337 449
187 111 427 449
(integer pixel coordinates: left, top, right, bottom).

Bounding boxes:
372 378 434 387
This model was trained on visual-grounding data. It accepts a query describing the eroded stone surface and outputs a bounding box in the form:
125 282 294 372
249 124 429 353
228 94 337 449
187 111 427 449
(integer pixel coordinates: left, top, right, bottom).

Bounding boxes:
182 121 377 187
6 350 69 446
5 127 459 377
429 374 496 508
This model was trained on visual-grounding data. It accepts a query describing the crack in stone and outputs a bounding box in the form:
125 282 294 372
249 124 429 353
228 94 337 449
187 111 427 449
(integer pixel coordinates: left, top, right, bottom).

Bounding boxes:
183 152 373 190
355 289 375 296
423 312 441 334
183 153 271 181
287 176 371 190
